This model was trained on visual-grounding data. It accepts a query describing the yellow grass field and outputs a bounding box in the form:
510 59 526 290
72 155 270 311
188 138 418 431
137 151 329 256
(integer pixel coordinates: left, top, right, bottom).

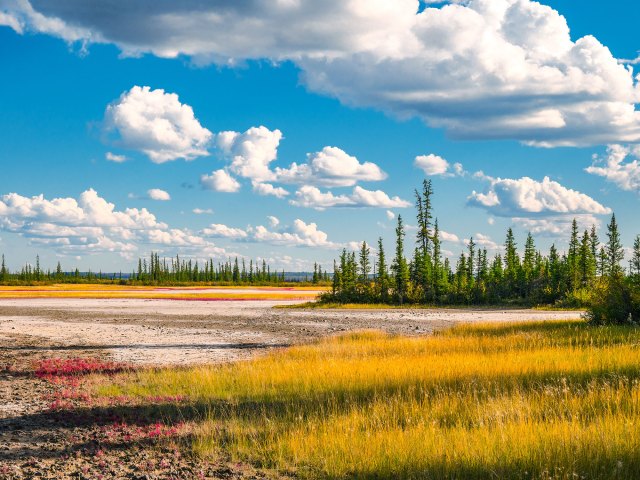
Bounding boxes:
0 284 323 301
93 320 640 479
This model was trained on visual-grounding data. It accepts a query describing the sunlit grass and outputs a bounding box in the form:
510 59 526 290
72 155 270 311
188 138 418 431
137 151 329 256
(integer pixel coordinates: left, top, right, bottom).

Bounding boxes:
0 284 322 300
93 321 640 478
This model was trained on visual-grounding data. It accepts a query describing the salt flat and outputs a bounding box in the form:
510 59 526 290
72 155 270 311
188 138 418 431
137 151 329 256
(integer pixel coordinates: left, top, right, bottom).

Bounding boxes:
0 291 583 365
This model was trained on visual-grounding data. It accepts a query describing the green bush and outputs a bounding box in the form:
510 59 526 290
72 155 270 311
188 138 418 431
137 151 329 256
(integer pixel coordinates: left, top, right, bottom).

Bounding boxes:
584 275 640 325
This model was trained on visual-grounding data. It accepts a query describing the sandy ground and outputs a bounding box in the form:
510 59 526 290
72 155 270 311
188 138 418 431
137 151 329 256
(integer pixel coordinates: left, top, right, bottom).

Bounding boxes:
0 296 583 365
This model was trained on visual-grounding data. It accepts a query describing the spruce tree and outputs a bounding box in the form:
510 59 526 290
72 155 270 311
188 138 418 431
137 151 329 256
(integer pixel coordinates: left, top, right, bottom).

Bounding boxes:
415 189 427 254
478 249 488 282
589 225 599 265
232 258 240 283
391 215 410 304
332 259 340 295
567 219 580 288
1 254 7 282
631 235 640 279
605 214 624 276
467 237 475 285
358 241 371 284
455 253 468 296
522 232 535 295
376 237 389 302
432 220 444 296
422 180 433 256
35 255 41 281
548 244 561 294
504 228 520 295
598 247 607 278
578 230 594 286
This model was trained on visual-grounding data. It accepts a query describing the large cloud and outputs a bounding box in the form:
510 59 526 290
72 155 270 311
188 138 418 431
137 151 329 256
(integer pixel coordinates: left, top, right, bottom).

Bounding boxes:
103 86 212 163
586 144 640 192
5 0 640 145
0 189 226 258
467 175 611 217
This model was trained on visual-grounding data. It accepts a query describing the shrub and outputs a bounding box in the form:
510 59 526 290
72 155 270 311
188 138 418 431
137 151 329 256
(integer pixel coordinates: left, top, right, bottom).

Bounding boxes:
584 275 640 325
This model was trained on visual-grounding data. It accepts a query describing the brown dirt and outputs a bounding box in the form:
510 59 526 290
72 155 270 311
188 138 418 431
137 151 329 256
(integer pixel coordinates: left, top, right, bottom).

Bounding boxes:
0 331 273 479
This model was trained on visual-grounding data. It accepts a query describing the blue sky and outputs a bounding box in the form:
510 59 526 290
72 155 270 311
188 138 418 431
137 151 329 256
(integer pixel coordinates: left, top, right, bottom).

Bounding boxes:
0 0 639 272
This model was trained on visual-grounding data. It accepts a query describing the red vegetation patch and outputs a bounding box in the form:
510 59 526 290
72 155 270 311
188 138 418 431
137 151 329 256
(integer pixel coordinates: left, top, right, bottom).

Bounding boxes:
35 358 130 381
35 358 133 410
100 421 186 444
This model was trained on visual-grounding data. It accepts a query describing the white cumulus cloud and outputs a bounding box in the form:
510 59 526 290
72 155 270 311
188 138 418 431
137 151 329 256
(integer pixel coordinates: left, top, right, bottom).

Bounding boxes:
465 233 502 251
200 169 241 193
414 154 466 177
0 189 227 258
253 219 339 249
201 224 248 239
197 218 343 249
267 216 280 227
513 215 601 237
414 154 449 176
216 126 282 182
275 146 386 187
147 188 171 201
440 230 460 243
105 151 127 163
103 86 212 163
290 185 411 210
192 208 214 215
467 176 611 217
586 144 640 192
252 182 289 198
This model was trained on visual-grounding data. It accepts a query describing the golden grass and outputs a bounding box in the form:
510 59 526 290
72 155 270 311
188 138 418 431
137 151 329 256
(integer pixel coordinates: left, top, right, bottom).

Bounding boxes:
93 321 640 479
0 284 322 300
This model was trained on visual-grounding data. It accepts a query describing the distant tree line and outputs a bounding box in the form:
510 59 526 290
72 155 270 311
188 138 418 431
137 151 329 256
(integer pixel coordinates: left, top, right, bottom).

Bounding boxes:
325 179 640 323
129 254 331 285
0 253 331 287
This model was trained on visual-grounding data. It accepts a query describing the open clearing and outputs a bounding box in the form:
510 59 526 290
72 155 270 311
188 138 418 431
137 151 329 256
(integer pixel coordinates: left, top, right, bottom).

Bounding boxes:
0 286 586 479
0 286 581 365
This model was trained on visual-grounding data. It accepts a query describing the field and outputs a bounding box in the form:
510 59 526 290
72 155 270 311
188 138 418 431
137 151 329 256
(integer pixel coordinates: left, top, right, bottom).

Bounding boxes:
0 285 323 301
90 320 640 479
1 284 604 479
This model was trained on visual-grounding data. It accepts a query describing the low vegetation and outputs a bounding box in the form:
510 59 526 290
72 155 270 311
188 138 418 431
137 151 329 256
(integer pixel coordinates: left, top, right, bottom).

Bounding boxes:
92 320 640 479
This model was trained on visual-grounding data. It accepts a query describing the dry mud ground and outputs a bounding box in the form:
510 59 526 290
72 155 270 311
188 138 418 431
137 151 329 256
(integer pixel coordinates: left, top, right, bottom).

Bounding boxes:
0 293 582 479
